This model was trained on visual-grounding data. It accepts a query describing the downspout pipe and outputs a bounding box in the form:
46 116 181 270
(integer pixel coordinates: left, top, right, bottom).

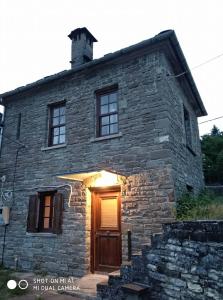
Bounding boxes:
0 100 5 153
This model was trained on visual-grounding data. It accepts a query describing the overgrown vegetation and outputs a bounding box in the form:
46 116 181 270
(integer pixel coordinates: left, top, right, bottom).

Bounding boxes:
0 265 28 300
201 125 223 184
176 190 223 220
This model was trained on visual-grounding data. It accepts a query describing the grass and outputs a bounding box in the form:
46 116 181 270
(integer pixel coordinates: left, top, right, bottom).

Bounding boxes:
0 265 28 300
175 190 223 220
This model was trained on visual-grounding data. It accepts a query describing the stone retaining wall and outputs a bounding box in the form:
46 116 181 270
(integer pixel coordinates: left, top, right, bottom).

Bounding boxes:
98 221 223 300
206 186 223 196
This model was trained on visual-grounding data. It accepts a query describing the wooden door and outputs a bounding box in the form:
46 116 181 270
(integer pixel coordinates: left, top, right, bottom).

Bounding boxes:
91 188 121 272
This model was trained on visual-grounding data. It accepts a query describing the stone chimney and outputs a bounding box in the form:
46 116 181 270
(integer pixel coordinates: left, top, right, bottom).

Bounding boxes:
68 27 97 69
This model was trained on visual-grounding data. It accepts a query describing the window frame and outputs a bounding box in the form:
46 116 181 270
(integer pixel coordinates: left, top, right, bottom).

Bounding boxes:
48 101 66 147
183 106 197 156
27 192 63 234
38 191 56 233
183 106 192 147
96 85 119 138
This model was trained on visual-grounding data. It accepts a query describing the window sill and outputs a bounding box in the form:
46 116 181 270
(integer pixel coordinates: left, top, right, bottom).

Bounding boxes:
26 232 57 237
41 144 67 151
186 145 196 156
90 132 122 142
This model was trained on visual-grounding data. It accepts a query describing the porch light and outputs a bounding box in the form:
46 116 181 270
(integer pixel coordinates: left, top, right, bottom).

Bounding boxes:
57 169 120 187
94 170 118 187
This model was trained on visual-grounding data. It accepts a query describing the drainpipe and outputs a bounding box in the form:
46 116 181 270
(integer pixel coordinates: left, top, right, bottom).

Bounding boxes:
127 230 132 261
0 103 5 153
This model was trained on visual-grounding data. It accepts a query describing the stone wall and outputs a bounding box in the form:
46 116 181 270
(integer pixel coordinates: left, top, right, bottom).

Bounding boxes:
0 178 90 277
0 45 203 276
206 185 223 196
121 168 175 260
98 221 223 300
160 54 204 197
0 49 175 276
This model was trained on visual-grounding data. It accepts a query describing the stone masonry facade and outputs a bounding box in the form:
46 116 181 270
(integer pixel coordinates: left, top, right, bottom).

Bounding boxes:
0 29 206 276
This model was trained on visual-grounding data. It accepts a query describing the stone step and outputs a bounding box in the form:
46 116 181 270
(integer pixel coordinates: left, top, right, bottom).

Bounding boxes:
150 233 163 247
60 290 98 300
97 280 109 291
121 282 149 300
120 261 133 279
60 273 108 300
108 270 121 285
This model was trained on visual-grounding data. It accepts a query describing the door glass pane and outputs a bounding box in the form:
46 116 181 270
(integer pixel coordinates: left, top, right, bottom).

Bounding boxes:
101 198 118 228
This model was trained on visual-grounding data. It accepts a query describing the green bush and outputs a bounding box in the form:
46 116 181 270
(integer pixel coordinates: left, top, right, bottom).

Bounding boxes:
175 190 223 220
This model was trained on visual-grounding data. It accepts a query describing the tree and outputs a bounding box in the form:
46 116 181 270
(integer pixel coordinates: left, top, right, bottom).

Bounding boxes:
201 125 223 184
211 125 222 136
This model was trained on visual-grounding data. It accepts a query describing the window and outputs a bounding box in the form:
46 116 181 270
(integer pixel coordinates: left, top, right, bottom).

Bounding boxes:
16 113 21 140
27 192 63 234
39 193 54 232
97 88 118 137
186 184 194 194
184 106 192 148
49 103 66 146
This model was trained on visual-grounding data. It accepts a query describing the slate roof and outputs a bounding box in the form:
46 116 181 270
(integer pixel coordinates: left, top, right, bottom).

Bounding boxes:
0 30 207 116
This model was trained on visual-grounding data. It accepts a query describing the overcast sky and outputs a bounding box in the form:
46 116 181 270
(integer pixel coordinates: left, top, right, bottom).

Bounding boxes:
0 0 223 135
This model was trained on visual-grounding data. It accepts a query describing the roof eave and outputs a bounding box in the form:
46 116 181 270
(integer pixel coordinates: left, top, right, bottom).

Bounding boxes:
168 32 207 117
0 30 207 117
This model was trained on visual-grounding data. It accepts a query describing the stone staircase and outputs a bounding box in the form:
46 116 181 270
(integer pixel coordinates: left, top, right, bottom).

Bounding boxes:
60 273 108 300
97 248 152 299
97 221 223 299
62 221 223 299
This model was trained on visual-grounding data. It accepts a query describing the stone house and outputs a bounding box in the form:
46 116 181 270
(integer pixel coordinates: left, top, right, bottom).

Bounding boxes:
0 28 207 277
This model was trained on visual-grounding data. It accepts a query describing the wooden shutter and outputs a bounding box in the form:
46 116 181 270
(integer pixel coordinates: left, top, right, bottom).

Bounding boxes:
27 194 39 232
52 193 63 234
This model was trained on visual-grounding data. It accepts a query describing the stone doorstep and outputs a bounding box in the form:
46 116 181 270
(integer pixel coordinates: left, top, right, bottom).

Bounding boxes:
11 271 108 300
121 282 149 295
60 290 98 300
60 274 108 300
107 269 121 282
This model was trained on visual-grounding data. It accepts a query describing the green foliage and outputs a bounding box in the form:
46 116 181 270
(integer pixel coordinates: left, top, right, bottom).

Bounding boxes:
211 125 222 136
0 266 28 300
201 125 223 184
176 190 223 220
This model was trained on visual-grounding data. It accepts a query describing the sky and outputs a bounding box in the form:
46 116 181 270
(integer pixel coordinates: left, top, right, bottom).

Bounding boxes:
0 0 223 136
